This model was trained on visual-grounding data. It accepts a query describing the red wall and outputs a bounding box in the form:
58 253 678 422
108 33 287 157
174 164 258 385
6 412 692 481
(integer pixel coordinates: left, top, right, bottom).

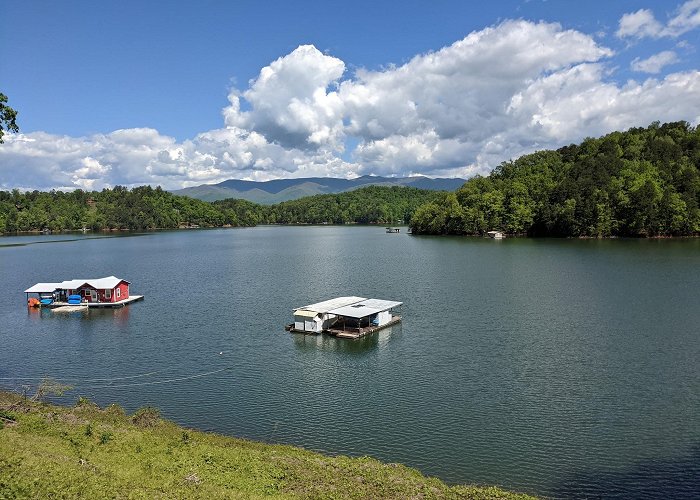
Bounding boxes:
115 282 130 301
76 281 130 303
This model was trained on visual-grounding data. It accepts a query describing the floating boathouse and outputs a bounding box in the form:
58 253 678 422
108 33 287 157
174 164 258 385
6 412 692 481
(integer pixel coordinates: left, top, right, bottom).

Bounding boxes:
287 296 402 339
24 276 143 309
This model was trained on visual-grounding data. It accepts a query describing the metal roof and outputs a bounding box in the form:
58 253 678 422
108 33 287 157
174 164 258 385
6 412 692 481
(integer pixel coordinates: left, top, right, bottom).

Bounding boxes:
24 283 64 293
297 296 366 314
293 309 318 318
80 276 128 289
24 276 129 293
328 299 402 319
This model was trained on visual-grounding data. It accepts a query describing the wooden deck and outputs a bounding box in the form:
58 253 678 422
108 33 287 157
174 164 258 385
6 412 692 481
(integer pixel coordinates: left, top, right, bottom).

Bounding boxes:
285 316 401 339
45 295 144 309
327 316 402 339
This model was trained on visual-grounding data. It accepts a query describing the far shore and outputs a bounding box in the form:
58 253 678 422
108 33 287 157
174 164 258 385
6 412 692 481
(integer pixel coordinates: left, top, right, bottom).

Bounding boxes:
2 225 698 240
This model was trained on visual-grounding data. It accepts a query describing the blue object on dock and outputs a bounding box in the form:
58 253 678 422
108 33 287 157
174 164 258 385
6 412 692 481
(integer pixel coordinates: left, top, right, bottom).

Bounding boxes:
40 298 53 305
68 294 81 301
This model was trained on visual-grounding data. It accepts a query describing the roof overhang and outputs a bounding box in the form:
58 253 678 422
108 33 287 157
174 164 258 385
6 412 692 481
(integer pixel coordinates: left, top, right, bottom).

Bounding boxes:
24 283 63 293
328 299 402 319
293 310 319 318
296 296 366 314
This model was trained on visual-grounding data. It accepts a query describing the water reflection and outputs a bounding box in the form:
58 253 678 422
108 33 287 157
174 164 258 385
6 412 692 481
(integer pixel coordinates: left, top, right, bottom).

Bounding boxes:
25 305 132 324
551 443 700 499
3 227 700 498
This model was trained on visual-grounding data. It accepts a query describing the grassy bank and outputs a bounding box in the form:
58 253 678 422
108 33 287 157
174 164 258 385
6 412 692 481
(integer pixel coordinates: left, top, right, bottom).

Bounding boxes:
0 391 534 499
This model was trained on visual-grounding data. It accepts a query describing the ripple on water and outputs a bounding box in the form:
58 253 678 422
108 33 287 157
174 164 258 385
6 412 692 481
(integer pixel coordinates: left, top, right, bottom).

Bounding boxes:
1 229 700 499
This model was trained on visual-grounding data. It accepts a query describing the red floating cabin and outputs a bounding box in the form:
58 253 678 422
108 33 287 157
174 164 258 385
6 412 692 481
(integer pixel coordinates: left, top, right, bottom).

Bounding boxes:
69 276 130 303
24 276 143 309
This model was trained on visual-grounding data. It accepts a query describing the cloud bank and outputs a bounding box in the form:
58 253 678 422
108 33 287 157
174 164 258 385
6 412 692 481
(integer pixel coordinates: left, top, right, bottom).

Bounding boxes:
2 18 700 191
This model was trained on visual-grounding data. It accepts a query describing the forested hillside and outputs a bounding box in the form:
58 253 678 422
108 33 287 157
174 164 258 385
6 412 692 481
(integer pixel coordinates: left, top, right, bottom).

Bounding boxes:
4 122 699 236
411 121 700 237
0 185 437 233
0 186 257 232
214 185 438 224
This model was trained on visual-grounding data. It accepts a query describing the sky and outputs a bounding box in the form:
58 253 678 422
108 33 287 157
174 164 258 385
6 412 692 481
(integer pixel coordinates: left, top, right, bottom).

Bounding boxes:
1 0 699 191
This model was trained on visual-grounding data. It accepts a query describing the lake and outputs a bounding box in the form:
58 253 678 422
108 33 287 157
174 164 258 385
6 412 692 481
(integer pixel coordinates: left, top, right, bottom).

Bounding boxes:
1 226 699 498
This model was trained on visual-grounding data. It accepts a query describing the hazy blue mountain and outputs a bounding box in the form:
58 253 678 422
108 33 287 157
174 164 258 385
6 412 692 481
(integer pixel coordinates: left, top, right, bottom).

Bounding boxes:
171 175 467 203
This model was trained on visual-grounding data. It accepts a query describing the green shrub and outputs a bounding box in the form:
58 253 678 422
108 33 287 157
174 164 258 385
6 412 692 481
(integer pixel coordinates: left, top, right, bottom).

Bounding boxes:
99 432 112 445
132 406 160 428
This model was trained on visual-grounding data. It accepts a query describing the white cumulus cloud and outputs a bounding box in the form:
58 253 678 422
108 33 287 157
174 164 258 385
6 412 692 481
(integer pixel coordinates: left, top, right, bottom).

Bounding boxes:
616 9 663 38
1 19 700 191
223 45 346 150
617 0 700 39
631 50 680 73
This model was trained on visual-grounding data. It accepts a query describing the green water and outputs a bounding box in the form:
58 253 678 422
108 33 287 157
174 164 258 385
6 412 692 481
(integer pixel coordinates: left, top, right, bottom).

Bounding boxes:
1 227 699 498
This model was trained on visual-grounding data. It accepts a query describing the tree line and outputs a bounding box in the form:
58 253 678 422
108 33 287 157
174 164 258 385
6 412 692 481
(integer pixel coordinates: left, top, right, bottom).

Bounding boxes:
214 185 438 225
411 121 700 237
0 185 439 233
3 121 699 237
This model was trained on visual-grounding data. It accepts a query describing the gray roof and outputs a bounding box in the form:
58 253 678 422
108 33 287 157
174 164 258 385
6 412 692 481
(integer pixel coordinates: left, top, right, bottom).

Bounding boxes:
328 299 402 319
296 296 366 314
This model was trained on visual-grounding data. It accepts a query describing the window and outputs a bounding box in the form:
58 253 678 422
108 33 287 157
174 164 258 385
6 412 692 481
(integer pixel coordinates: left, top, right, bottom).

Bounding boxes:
116 288 121 298
84 289 90 297
105 289 111 300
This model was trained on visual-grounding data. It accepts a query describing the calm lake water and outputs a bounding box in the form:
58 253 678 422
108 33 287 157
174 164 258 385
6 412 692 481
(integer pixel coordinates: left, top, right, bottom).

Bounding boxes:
1 227 699 498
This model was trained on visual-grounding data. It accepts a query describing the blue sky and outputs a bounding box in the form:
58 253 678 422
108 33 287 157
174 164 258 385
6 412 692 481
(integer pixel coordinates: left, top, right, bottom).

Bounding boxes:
1 0 699 190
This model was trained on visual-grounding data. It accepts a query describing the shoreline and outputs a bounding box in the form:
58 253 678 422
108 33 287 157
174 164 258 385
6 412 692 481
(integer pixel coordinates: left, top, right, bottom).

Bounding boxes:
2 225 699 239
0 390 534 499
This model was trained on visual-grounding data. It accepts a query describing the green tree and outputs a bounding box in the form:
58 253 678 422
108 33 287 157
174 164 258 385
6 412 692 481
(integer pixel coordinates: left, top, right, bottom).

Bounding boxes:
410 121 700 237
0 93 19 143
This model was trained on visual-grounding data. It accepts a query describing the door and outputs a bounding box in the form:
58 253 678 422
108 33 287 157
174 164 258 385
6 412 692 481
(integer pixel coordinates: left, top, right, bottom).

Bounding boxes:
91 290 98 302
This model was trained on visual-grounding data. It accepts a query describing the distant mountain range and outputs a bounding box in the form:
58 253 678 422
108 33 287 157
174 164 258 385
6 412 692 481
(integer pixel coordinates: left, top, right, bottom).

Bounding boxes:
171 175 467 204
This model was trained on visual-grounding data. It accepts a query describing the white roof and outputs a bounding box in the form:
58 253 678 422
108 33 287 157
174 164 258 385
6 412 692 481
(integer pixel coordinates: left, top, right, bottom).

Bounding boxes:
328 299 402 319
297 296 366 314
81 276 127 289
24 276 128 293
293 310 318 318
24 282 64 293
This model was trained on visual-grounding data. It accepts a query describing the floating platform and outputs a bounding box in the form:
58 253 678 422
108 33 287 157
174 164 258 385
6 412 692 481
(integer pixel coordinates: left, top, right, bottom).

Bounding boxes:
285 317 401 339
286 296 402 339
45 295 144 309
24 276 142 310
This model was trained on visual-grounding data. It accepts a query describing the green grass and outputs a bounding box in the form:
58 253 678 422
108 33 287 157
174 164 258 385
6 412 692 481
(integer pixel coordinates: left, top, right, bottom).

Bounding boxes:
0 391 535 499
